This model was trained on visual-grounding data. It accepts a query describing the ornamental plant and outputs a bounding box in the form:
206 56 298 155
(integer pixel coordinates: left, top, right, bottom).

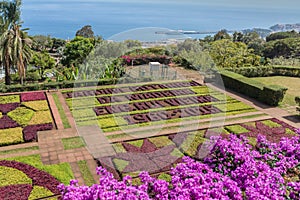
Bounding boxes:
59 129 300 200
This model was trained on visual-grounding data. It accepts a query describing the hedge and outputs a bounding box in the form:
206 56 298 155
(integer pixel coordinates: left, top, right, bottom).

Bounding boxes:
224 65 300 77
0 77 153 93
217 70 287 106
296 96 300 113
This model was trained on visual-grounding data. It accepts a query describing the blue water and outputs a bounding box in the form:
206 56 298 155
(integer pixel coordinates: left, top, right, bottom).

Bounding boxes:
22 0 300 40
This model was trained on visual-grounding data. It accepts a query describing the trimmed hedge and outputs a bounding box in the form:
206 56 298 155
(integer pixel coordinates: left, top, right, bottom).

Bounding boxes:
296 96 300 113
218 70 287 106
0 77 153 93
224 65 300 78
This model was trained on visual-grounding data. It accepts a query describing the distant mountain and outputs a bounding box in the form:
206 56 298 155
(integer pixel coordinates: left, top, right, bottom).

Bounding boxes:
239 23 300 38
269 23 300 32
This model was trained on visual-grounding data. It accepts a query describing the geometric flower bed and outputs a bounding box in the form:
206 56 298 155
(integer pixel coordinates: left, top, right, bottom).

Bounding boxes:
96 118 298 179
60 130 300 200
63 80 257 134
0 92 53 146
0 154 74 200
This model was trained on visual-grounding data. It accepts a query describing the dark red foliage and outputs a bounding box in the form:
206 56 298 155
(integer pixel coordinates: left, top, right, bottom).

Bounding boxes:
0 103 20 114
23 123 53 142
0 116 19 129
0 160 60 194
21 92 46 102
0 184 32 200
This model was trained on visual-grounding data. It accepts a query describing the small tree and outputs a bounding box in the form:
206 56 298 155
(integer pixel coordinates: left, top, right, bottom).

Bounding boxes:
75 25 94 38
30 51 55 79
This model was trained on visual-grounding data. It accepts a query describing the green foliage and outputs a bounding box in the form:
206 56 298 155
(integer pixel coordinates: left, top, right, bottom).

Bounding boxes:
261 120 281 128
62 137 86 150
31 35 53 51
210 39 261 68
113 158 129 172
218 70 286 106
266 31 300 42
171 148 184 158
264 37 300 59
213 30 231 41
76 25 95 38
0 94 20 103
260 85 288 106
224 66 274 77
29 51 56 79
225 125 249 134
158 173 172 182
112 143 126 153
28 186 54 200
127 140 144 148
148 136 174 148
8 107 35 126
180 133 207 157
0 166 32 187
77 160 95 186
247 137 258 147
0 127 24 146
61 36 95 67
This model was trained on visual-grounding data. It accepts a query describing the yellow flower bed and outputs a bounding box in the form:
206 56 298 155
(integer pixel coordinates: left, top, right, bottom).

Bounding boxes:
22 100 49 111
29 111 53 125
0 127 24 146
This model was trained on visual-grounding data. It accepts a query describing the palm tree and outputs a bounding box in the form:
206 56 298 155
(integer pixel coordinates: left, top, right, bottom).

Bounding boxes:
0 0 32 85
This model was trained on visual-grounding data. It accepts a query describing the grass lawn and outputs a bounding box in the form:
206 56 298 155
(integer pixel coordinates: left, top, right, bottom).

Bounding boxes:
251 76 300 107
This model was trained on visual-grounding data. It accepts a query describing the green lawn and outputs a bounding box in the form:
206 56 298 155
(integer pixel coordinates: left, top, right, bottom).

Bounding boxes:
251 76 300 107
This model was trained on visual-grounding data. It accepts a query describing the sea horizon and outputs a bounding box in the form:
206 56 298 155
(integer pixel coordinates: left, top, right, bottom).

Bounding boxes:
22 0 300 40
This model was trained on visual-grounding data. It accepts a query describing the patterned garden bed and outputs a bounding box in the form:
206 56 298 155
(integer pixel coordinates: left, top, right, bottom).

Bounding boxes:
96 118 298 179
0 155 73 199
63 80 257 134
0 92 53 146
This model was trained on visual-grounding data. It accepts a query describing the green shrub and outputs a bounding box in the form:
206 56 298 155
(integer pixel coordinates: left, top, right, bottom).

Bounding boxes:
218 70 286 106
28 186 54 200
224 66 274 77
259 85 287 106
22 100 49 111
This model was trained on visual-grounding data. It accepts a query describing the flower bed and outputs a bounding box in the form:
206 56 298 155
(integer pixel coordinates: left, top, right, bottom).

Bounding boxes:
0 92 53 146
61 129 300 200
0 155 74 199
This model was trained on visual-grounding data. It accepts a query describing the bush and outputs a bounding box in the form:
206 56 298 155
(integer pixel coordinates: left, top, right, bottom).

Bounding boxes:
225 66 300 78
218 70 286 106
260 85 288 106
296 96 300 113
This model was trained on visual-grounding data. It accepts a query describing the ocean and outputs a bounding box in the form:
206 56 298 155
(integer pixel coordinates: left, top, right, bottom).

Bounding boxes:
22 0 300 40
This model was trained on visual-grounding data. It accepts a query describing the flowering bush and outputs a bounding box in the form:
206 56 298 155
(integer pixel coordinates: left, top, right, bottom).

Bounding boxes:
60 129 300 200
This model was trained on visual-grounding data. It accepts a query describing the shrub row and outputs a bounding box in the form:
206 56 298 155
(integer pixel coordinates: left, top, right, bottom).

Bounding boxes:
0 77 153 93
224 65 300 77
296 96 300 113
217 70 287 106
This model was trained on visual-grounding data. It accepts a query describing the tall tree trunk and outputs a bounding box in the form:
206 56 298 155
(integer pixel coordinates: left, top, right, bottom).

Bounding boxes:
4 60 11 85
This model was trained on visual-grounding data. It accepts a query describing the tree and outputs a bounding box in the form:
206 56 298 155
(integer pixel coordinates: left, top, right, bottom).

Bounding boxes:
213 29 231 41
61 36 95 67
266 31 300 42
31 35 53 52
0 0 32 85
210 39 261 68
29 51 55 79
75 25 94 38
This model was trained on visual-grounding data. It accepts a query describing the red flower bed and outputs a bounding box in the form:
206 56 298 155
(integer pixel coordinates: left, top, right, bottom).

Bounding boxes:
0 160 60 194
0 184 32 200
0 103 20 114
21 92 46 102
23 123 53 142
0 116 19 129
